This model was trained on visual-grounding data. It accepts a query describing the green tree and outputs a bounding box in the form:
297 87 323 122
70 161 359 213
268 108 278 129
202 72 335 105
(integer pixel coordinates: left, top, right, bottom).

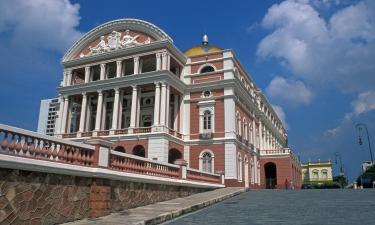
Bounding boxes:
333 175 347 188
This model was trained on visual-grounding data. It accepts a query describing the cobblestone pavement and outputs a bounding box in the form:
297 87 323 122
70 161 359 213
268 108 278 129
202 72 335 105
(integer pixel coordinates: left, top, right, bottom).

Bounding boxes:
163 189 375 225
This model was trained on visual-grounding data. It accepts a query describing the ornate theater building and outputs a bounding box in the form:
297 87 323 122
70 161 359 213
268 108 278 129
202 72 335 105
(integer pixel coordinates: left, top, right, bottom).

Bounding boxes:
54 19 301 189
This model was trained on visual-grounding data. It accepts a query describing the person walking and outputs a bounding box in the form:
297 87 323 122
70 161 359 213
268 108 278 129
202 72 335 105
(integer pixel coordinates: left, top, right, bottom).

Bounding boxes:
284 178 289 190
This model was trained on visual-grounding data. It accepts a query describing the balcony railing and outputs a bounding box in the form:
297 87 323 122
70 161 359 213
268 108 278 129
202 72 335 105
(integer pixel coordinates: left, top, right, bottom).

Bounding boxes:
199 132 212 139
97 130 110 136
260 148 291 156
62 133 77 138
114 129 128 135
81 131 93 137
133 127 151 134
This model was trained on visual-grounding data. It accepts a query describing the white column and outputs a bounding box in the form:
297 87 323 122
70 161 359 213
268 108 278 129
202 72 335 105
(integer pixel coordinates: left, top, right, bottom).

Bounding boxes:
100 63 106 80
101 93 107 130
167 54 170 70
66 70 72 86
165 84 170 127
161 52 167 70
61 96 69 134
55 95 64 135
84 66 90 83
118 90 123 129
116 61 122 78
136 87 142 127
62 72 67 87
94 90 103 131
86 97 92 131
153 82 161 126
130 85 138 129
159 82 167 126
251 118 257 147
156 53 161 71
260 122 264 150
179 95 184 134
111 88 120 130
134 57 139 74
78 92 88 133
173 95 179 131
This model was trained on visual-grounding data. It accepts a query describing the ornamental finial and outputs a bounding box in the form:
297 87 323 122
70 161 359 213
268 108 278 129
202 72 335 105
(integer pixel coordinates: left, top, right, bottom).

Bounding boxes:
202 34 208 46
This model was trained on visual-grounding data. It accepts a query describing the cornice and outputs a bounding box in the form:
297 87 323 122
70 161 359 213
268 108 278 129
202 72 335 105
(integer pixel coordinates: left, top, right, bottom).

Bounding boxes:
58 70 186 96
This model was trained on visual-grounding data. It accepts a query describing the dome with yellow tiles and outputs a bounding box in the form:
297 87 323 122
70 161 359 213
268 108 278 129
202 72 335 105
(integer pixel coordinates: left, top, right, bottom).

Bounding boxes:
184 34 222 57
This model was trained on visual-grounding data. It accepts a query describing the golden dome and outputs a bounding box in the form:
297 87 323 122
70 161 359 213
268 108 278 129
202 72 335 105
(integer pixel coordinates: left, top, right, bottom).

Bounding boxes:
184 45 222 57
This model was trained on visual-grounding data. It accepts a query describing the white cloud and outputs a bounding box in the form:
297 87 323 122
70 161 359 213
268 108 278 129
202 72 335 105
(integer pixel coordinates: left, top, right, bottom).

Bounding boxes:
266 76 313 105
345 91 375 120
326 91 375 137
272 104 289 130
257 0 375 93
0 0 82 52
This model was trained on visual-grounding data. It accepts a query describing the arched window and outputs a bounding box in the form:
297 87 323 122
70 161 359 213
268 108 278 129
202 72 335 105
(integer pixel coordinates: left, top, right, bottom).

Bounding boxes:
250 124 253 144
238 117 242 136
203 110 212 130
114 146 126 153
168 148 182 164
243 120 247 140
202 152 212 173
200 65 215 73
133 145 146 157
199 150 214 173
321 169 328 179
312 169 319 179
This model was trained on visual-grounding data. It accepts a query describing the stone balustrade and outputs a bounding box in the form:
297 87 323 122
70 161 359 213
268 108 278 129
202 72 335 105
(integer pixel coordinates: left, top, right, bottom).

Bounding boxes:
0 124 95 166
0 124 223 186
110 151 180 179
187 168 222 184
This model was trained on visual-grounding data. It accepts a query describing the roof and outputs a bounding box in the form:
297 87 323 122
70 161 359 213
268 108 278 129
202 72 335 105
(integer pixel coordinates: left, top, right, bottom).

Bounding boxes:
184 45 222 57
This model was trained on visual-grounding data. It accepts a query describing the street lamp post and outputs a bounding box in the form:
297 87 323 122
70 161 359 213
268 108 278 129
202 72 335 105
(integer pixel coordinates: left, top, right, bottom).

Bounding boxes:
356 123 374 165
334 152 344 176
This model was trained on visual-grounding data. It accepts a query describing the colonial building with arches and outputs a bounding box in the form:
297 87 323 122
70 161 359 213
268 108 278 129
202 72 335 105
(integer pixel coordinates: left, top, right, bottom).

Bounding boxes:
54 18 301 188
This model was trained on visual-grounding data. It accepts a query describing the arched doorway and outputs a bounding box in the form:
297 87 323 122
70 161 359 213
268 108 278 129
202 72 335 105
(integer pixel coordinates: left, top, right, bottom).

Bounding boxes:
168 148 182 164
264 162 277 189
114 146 126 153
133 145 145 157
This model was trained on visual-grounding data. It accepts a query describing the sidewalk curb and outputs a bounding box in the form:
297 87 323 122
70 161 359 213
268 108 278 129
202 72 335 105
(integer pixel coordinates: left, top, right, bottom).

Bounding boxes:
138 188 246 225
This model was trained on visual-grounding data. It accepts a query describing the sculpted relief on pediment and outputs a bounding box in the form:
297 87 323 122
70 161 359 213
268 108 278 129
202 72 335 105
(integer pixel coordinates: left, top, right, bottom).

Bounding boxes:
79 30 152 58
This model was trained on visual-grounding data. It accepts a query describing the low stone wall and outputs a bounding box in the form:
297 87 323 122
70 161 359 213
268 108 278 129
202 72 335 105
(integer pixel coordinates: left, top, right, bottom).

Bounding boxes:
0 169 210 225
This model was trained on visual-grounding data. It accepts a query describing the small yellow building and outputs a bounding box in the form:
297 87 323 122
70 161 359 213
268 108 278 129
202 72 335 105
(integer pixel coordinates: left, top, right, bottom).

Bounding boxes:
301 160 333 185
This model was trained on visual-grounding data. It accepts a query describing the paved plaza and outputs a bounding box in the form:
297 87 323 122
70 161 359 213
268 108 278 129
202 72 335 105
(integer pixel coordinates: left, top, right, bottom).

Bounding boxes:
164 189 375 225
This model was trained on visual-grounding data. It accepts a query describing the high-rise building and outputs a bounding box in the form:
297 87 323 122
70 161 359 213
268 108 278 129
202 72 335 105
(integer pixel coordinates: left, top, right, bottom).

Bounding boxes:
37 98 59 136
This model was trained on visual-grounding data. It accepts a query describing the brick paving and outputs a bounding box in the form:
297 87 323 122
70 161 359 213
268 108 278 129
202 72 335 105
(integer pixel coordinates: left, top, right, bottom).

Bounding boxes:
164 189 375 225
63 187 245 225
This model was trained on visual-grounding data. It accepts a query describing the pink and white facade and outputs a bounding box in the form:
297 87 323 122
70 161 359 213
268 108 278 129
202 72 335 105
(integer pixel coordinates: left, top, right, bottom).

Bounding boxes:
55 19 297 188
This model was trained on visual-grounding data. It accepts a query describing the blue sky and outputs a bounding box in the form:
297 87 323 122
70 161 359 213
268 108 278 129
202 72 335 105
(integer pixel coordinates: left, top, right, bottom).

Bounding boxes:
0 0 374 181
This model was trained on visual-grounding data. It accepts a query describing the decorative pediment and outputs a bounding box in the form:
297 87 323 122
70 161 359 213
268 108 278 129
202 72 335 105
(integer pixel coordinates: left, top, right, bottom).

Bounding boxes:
63 19 173 62
79 30 152 58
